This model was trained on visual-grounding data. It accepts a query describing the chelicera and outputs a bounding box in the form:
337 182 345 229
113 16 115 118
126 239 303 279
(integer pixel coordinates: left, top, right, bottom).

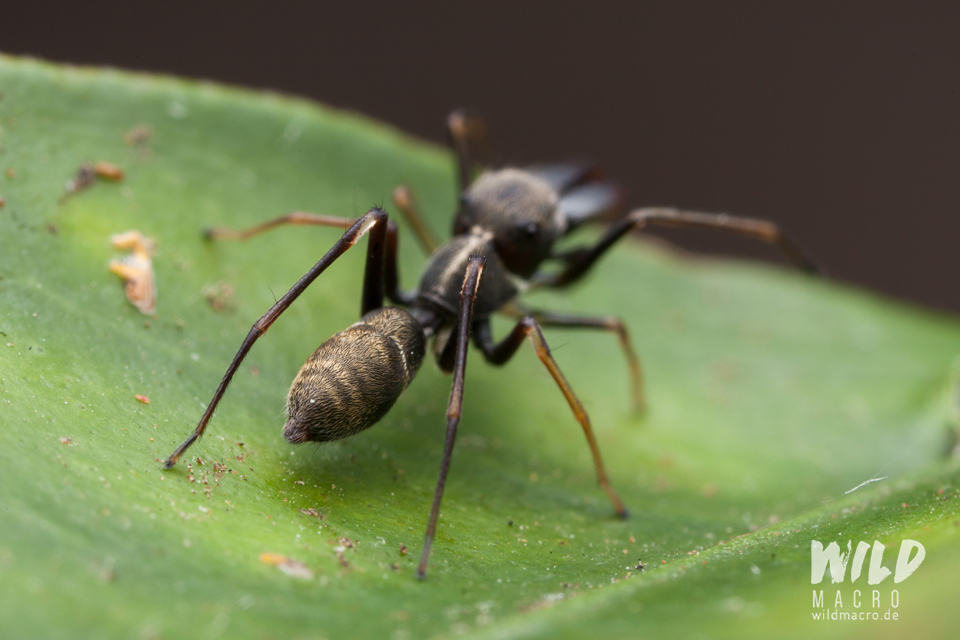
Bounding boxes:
163 111 819 578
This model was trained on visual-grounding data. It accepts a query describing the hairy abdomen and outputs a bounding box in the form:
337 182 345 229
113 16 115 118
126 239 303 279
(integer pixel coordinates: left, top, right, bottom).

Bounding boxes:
283 307 425 443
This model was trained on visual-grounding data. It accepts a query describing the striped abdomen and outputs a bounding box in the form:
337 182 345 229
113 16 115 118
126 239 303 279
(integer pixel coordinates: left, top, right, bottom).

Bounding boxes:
283 307 425 443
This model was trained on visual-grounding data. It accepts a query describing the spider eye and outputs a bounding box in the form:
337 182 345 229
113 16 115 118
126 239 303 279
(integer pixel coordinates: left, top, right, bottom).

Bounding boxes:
515 221 538 238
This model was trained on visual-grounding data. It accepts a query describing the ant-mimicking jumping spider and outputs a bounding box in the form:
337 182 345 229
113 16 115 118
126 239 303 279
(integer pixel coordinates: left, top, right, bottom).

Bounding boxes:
164 111 819 578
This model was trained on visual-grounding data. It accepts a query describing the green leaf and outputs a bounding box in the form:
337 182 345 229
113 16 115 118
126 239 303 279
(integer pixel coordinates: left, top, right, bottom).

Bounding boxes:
1 55 958 639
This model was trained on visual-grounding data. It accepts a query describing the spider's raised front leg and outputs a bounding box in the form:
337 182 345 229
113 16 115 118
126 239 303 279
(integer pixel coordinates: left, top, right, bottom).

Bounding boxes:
164 207 395 468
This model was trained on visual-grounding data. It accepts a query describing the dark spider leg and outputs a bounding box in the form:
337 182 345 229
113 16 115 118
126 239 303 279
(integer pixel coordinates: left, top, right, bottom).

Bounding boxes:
501 303 645 413
163 208 391 469
474 318 628 519
382 220 418 307
392 185 438 255
418 254 487 579
538 207 822 288
203 210 414 307
446 110 492 192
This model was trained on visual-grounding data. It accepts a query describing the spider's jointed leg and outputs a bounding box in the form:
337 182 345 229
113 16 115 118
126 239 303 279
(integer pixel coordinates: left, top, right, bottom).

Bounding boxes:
447 110 492 193
163 207 395 468
392 185 439 255
204 211 353 241
540 207 822 288
502 303 645 413
474 316 629 519
203 208 415 308
418 254 486 579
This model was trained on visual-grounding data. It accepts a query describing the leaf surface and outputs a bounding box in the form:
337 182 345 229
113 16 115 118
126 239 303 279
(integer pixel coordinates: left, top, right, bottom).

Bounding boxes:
1 56 958 639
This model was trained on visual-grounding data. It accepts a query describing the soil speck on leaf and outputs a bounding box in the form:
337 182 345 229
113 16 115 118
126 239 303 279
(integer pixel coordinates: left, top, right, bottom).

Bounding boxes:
124 124 152 147
259 553 314 579
93 161 124 181
202 281 235 313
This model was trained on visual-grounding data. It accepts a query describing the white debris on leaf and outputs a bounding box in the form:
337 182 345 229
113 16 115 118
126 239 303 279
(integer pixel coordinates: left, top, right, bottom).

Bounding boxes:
259 553 314 579
109 230 157 315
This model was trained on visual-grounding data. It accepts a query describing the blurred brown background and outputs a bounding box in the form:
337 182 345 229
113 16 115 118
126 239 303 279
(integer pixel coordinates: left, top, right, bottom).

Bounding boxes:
4 1 958 312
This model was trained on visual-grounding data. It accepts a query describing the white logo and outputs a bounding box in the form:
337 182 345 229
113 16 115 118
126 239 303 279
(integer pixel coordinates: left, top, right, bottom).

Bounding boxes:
809 539 925 622
811 539 925 584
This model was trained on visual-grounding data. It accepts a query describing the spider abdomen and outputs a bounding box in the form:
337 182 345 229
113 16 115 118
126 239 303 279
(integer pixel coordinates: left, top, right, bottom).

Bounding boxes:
283 307 425 443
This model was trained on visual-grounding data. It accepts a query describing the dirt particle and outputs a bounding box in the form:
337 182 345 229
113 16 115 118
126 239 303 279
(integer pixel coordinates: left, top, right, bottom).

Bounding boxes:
135 394 150 404
124 124 152 148
94 161 124 181
259 553 314 579
59 437 72 445
202 281 235 313
63 164 96 196
299 508 323 519
62 161 124 201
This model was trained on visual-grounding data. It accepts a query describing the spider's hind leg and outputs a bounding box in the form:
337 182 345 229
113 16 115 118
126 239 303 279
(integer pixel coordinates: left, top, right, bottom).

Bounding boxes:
474 315 629 519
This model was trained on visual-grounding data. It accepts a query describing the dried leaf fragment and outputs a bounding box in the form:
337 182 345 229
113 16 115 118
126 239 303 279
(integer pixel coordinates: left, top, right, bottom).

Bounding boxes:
109 230 157 315
259 553 314 579
63 161 124 200
94 161 124 181
65 163 97 195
